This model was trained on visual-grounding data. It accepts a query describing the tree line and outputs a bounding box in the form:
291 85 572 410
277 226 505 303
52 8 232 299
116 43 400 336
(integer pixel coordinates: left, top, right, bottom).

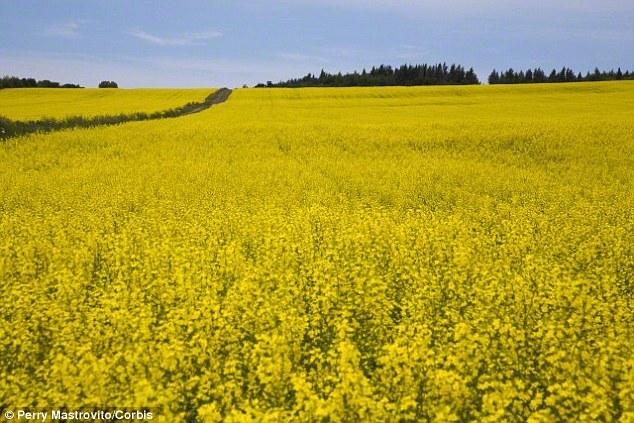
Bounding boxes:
256 63 480 88
1 75 82 89
1 76 121 89
489 67 634 84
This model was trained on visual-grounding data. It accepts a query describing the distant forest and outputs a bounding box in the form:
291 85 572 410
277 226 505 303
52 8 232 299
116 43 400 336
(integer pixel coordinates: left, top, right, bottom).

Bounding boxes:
256 63 480 88
489 67 634 84
0 75 82 89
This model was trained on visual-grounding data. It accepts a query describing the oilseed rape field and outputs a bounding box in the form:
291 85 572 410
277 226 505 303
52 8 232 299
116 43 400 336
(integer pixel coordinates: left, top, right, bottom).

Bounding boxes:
0 88 213 120
1 82 634 421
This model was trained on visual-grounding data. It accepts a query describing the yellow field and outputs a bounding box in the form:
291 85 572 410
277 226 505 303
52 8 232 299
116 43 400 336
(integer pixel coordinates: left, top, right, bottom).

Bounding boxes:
1 82 633 421
0 88 214 120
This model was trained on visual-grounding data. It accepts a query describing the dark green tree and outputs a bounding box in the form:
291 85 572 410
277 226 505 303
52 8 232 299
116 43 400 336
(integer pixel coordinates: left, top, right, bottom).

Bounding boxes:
548 69 558 82
465 68 479 84
98 81 118 88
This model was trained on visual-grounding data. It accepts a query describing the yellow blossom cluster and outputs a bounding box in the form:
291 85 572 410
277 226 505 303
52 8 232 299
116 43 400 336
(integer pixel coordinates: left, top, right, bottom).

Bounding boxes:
1 82 633 421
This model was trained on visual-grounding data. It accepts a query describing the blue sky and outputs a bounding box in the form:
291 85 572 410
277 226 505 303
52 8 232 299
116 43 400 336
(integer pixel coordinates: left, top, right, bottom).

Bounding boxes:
1 0 633 87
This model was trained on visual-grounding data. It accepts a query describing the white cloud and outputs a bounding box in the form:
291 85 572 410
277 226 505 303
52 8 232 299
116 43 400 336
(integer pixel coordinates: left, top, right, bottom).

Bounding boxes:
146 56 318 84
0 52 319 88
393 48 431 61
278 53 328 63
130 30 223 46
320 47 365 58
46 21 85 38
283 0 633 14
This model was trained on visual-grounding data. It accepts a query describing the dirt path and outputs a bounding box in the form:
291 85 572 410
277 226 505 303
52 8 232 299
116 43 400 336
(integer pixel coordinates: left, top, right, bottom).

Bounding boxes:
1 87 233 140
205 88 233 105
182 88 232 115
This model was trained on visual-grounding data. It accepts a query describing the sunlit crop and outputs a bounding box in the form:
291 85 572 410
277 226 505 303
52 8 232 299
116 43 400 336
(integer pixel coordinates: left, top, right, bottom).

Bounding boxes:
1 82 633 421
0 88 213 120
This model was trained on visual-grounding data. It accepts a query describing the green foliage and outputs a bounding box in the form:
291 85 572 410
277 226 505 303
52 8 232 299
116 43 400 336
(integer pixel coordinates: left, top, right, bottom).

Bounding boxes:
98 80 119 88
0 115 17 139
